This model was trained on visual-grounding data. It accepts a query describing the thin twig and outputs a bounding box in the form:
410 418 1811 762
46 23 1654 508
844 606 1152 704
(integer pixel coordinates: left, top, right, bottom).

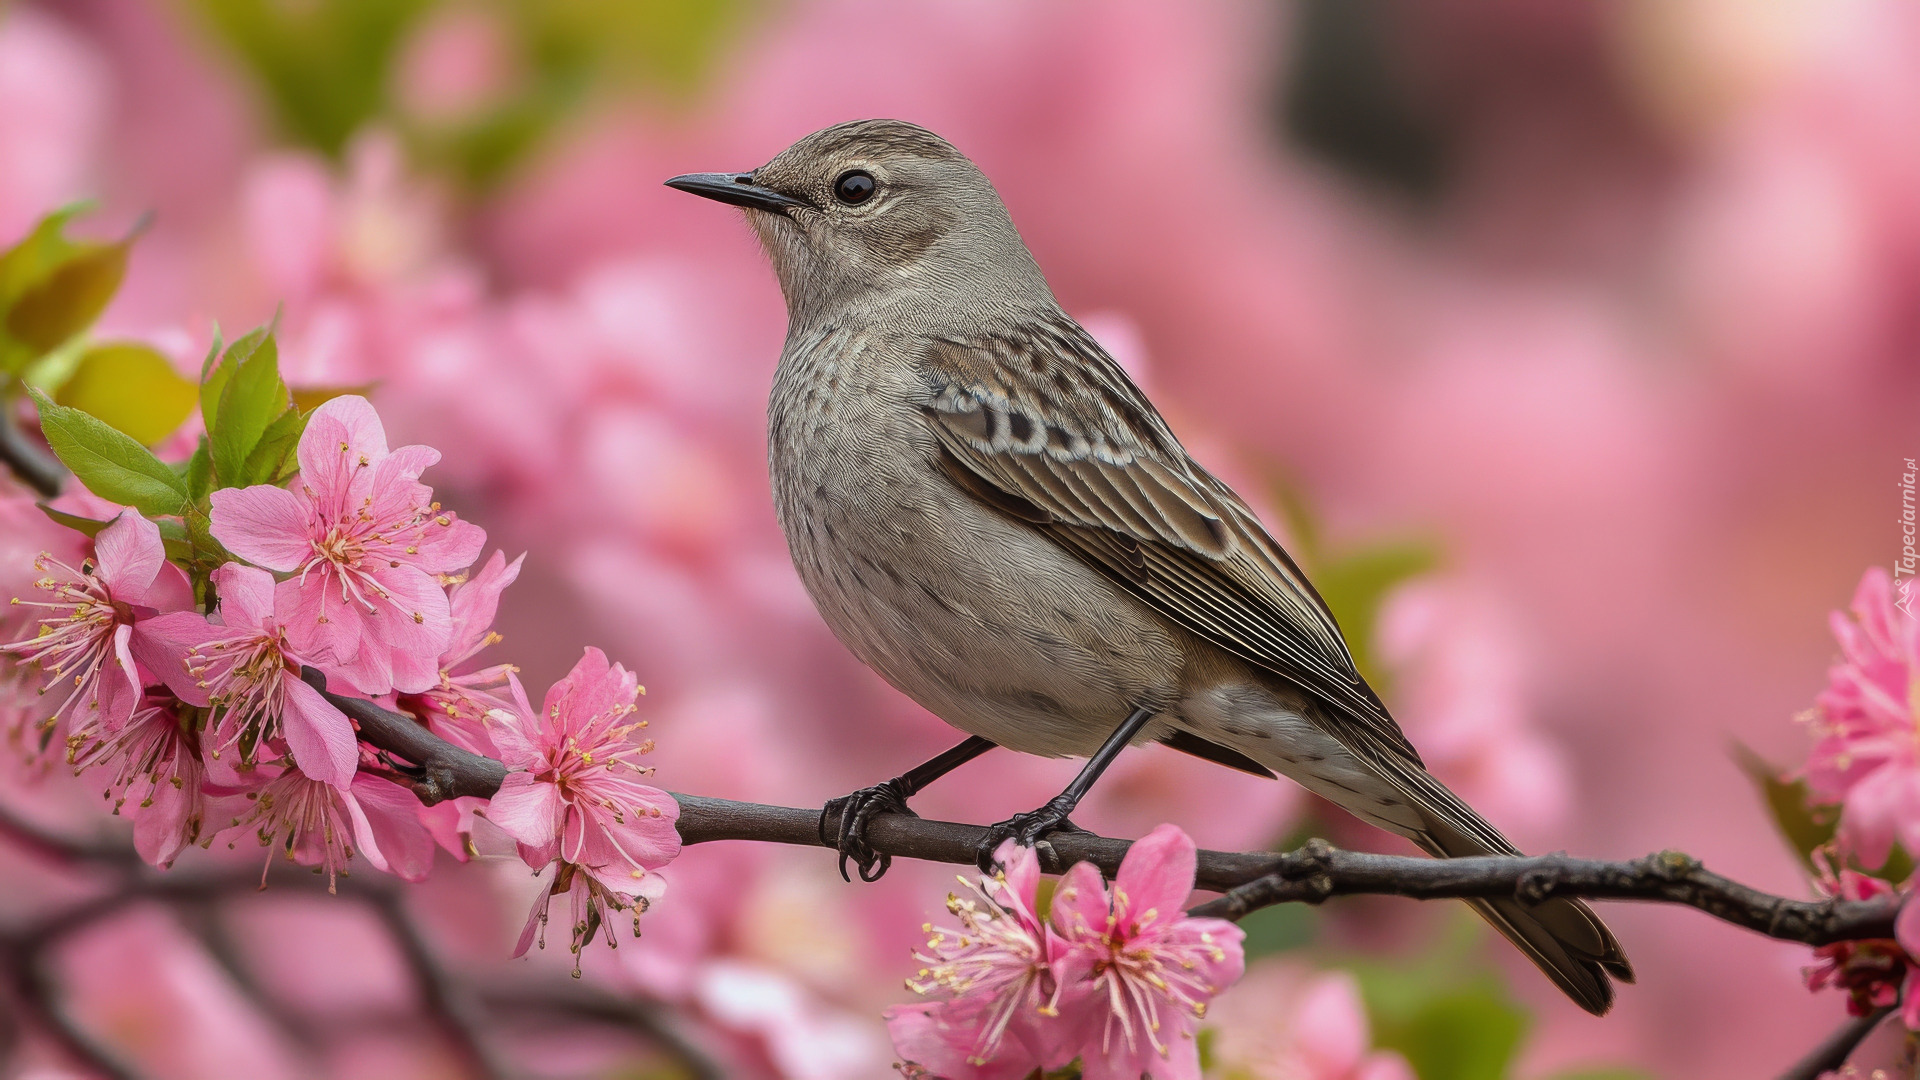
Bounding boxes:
306 672 1905 948
365 891 513 1080
0 402 62 499
1778 1005 1896 1080
482 984 727 1080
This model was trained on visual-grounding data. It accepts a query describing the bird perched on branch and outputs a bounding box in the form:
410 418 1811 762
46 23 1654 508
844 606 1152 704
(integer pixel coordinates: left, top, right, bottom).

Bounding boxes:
666 118 1631 1015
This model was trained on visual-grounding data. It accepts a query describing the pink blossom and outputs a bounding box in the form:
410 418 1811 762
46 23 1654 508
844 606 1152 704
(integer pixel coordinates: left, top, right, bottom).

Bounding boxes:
400 548 524 756
1803 861 1916 1022
209 395 485 697
1804 568 1920 866
1049 824 1246 1080
67 697 207 867
485 646 680 895
885 840 1074 1078
2 511 192 746
513 858 661 975
223 766 436 891
141 562 358 787
1205 964 1415 1080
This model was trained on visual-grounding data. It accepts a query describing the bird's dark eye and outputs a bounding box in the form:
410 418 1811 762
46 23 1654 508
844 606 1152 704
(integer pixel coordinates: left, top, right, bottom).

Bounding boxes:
834 170 875 205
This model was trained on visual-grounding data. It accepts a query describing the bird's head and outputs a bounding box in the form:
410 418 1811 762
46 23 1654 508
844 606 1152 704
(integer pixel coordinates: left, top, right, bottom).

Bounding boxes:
666 119 1051 325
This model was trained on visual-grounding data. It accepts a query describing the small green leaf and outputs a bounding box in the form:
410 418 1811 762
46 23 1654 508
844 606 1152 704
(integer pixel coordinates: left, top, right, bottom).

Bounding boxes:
185 438 213 501
0 207 140 374
211 329 290 486
1732 743 1837 872
199 325 265 433
1313 540 1440 689
290 382 374 412
5 242 129 355
29 388 188 516
1365 976 1528 1080
239 405 307 487
36 503 110 538
1238 900 1319 960
54 343 197 446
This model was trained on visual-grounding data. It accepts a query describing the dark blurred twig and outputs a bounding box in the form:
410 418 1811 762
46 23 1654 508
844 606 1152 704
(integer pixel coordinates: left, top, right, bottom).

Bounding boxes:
0 401 63 499
366 890 512 1080
482 983 726 1080
1778 1004 1895 1080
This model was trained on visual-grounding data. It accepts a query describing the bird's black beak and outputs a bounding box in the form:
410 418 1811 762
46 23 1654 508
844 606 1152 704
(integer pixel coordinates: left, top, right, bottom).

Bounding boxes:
664 172 811 215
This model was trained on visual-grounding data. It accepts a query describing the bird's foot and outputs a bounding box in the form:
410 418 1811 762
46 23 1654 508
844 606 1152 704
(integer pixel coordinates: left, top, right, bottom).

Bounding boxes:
975 795 1090 872
819 778 919 882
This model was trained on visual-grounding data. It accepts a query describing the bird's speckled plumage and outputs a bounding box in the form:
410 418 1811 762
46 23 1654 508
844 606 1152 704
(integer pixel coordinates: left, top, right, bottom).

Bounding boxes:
692 118 1631 1014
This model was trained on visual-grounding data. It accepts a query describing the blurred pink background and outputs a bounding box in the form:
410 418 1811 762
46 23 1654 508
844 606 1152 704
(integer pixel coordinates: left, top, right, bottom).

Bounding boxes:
1 1 1917 1077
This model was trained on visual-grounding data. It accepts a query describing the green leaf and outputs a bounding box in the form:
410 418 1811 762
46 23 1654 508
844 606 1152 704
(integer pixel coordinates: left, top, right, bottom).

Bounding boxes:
36 503 110 538
1238 900 1319 961
54 343 197 446
0 207 140 374
1312 540 1440 689
5 242 129 354
289 382 374 412
238 405 308 487
29 389 187 516
210 329 290 487
1732 743 1837 873
199 325 262 433
1364 975 1528 1080
185 437 213 502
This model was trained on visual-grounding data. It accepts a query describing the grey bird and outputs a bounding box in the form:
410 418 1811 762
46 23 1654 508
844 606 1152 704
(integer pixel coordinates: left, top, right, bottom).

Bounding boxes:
666 118 1632 1015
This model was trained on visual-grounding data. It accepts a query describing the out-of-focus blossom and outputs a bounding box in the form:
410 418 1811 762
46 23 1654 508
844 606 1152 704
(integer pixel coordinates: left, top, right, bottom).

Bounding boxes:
1375 578 1571 837
1050 824 1246 1080
143 562 358 787
394 6 518 125
697 959 888 1080
210 394 485 697
885 840 1070 1078
1802 861 1916 1023
2 511 192 746
67 696 206 867
1205 963 1416 1080
403 548 524 757
0 7 108 241
1803 568 1920 866
223 766 436 891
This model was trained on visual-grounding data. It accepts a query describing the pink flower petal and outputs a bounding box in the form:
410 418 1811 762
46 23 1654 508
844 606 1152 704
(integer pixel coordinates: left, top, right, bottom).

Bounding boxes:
1112 823 1199 929
93 511 166 601
295 394 388 497
348 774 436 882
209 485 314 571
129 610 215 705
211 563 277 631
279 673 359 788
486 771 565 850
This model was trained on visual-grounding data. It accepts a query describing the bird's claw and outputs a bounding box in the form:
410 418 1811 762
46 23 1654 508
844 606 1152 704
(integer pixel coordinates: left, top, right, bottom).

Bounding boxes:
974 796 1088 872
820 778 919 882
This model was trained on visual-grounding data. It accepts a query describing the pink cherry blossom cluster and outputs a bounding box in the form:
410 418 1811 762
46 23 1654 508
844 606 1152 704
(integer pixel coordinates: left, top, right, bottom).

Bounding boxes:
2 393 679 966
1794 568 1920 1023
886 824 1245 1080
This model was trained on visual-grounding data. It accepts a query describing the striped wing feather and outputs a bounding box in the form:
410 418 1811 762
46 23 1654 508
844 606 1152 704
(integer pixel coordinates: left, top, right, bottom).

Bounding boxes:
917 322 1420 767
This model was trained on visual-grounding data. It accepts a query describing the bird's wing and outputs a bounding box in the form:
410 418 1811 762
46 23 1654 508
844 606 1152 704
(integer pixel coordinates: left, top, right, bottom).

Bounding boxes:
918 320 1421 766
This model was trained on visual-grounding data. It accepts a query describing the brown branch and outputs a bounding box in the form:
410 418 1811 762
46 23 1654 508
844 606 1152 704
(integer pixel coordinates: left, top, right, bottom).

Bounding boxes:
0 402 62 500
1777 1005 1895 1080
304 669 1905 949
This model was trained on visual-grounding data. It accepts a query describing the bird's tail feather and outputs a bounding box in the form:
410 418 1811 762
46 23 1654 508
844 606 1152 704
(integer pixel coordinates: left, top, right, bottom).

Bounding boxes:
1392 763 1633 1016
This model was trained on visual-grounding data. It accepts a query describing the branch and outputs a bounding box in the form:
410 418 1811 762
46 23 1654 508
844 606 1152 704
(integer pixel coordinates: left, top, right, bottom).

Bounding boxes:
1777 1005 1895 1080
0 400 63 499
305 671 1904 948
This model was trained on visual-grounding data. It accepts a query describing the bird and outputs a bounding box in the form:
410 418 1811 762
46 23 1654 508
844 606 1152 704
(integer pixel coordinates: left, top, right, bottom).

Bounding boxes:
665 118 1632 1015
